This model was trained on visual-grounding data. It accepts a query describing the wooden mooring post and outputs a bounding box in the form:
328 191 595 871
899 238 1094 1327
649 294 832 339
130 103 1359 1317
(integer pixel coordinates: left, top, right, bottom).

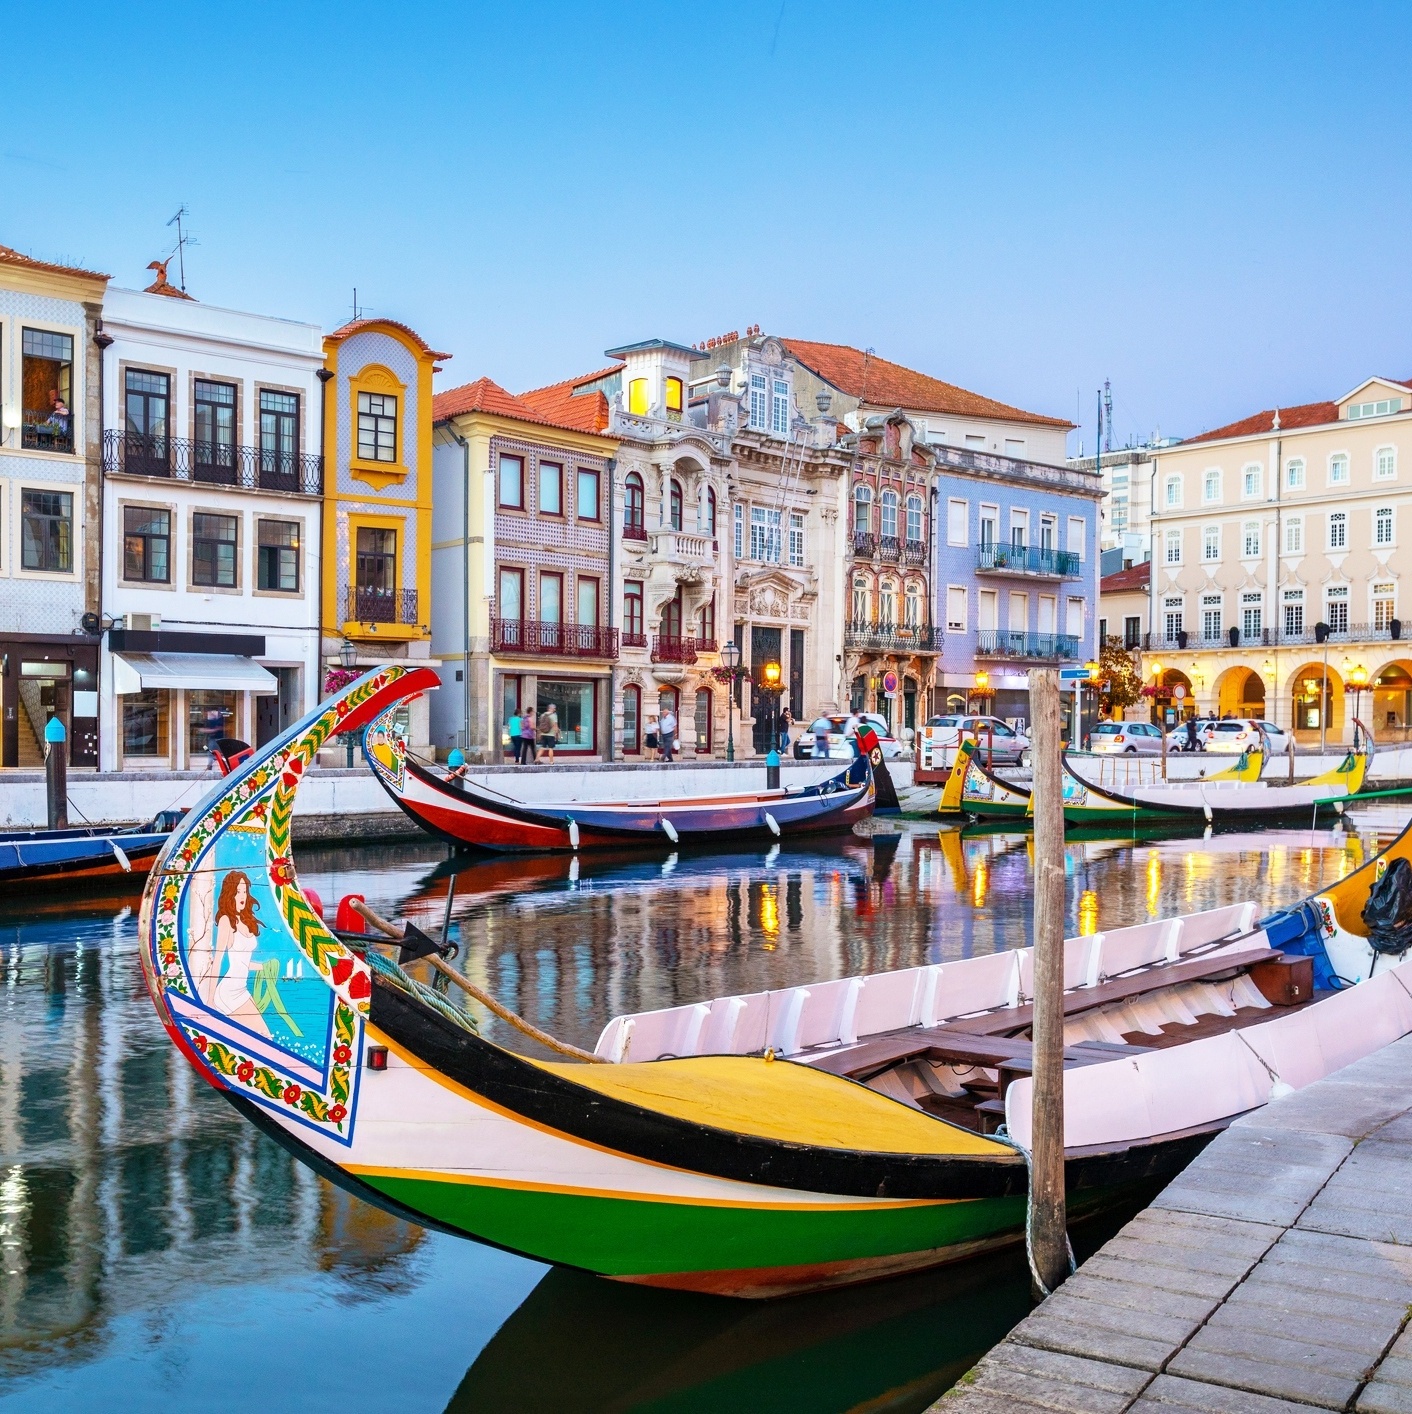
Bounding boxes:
1029 667 1068 1296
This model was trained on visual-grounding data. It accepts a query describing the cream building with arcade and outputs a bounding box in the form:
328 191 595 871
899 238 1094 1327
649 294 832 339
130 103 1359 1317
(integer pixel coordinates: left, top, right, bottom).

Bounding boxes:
1147 375 1412 742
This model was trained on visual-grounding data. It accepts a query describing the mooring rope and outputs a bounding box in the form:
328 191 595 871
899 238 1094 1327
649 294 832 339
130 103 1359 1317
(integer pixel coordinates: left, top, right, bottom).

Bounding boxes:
992 1124 1076 1299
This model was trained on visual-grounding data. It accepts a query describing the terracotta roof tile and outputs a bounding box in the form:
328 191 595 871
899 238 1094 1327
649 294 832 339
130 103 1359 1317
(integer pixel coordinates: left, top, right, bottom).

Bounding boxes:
0 242 109 282
434 374 613 438
778 337 1073 429
1100 562 1150 594
1183 399 1340 445
326 317 451 361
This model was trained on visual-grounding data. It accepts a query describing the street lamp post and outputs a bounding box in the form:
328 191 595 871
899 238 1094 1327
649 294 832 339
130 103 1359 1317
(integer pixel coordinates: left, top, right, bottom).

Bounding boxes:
1349 663 1368 738
763 660 783 754
721 641 741 762
340 640 358 767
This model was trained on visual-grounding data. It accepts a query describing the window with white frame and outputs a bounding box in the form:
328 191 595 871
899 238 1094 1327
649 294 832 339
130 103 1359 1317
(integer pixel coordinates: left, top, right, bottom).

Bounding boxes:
1201 593 1222 641
1242 464 1263 499
1165 475 1182 508
1203 525 1220 561
748 374 767 431
946 585 967 632
1348 397 1403 420
979 504 998 546
1376 505 1395 546
905 582 922 627
1242 520 1261 557
1376 446 1397 480
947 498 967 546
905 495 923 544
750 506 781 562
1325 584 1349 634
1067 516 1085 558
788 513 804 567
1066 597 1084 640
733 502 743 560
1009 508 1029 548
1241 591 1263 639
1328 511 1347 550
1039 515 1056 551
1163 596 1183 639
1203 469 1221 503
851 576 869 621
879 579 897 625
1165 528 1181 564
770 378 790 436
880 489 899 540
1283 588 1304 637
1286 458 1305 490
1329 453 1350 486
1285 516 1303 554
852 483 872 535
1374 581 1396 630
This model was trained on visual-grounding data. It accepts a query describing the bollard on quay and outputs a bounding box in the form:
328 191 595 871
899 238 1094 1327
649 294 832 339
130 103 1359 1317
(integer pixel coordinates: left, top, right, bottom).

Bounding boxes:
765 749 780 790
44 716 68 830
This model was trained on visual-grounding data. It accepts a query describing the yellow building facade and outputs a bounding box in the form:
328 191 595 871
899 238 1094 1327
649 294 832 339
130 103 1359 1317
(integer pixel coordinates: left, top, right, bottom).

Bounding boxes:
1149 376 1412 743
320 318 446 751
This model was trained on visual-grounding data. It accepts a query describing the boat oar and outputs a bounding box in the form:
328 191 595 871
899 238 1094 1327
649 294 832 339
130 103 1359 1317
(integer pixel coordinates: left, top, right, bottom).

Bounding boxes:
349 899 605 1064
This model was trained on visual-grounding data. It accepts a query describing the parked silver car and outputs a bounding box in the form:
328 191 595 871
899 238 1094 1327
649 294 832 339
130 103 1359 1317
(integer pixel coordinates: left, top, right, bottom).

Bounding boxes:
1089 721 1165 755
921 714 1030 767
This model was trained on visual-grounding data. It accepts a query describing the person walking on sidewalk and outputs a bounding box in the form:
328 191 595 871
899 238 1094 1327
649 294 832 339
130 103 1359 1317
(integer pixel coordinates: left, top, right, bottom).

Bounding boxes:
507 709 523 764
659 706 678 762
644 715 660 762
536 702 560 763
518 706 537 764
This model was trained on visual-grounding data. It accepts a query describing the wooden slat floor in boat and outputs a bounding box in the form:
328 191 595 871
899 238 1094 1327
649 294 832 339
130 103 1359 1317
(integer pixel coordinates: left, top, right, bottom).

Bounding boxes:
1117 991 1324 1050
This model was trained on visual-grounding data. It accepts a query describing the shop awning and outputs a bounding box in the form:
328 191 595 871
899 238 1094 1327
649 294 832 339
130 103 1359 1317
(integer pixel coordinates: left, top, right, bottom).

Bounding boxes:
112 652 278 696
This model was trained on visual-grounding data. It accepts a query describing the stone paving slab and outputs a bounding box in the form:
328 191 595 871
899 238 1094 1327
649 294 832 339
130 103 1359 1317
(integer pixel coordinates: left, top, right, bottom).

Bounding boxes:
928 1033 1412 1414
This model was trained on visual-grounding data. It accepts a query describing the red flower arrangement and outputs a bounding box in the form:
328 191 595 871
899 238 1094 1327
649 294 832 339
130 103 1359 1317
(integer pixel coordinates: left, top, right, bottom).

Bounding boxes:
324 668 361 695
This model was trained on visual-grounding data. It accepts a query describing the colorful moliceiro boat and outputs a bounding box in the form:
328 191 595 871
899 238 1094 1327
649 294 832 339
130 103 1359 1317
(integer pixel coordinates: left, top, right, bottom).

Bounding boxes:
362 693 874 852
936 733 1371 827
0 810 187 888
139 665 1412 1297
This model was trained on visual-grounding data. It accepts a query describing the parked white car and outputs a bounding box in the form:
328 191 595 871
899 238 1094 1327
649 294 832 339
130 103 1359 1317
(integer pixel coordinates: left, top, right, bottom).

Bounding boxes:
1088 721 1165 755
920 715 1030 768
796 713 908 761
1202 719 1292 755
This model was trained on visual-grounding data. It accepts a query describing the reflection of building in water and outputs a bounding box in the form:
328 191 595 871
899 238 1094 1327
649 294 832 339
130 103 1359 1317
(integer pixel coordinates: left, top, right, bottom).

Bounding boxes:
0 917 423 1378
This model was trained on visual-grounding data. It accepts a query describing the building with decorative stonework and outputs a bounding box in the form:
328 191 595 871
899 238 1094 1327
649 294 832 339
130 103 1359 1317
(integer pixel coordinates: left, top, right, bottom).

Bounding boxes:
320 318 446 754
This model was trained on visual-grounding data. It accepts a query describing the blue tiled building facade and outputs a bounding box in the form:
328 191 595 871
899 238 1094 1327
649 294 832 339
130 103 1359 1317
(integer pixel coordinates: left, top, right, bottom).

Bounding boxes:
930 448 1103 728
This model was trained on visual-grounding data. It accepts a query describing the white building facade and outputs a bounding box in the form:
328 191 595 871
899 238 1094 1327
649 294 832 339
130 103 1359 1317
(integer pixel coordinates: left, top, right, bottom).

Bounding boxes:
97 284 325 771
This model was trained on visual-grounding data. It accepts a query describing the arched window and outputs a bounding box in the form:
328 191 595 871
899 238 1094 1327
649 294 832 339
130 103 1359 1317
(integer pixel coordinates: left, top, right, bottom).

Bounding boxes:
624 471 644 534
665 377 683 415
705 486 717 537
670 479 683 531
851 575 870 623
880 489 899 539
905 582 922 627
694 687 713 754
622 683 641 753
628 378 649 416
853 484 872 535
906 495 923 544
879 579 897 626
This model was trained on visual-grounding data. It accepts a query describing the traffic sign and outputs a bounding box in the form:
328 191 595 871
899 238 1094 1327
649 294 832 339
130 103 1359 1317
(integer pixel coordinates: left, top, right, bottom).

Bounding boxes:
1059 667 1091 681
1173 684 1187 700
882 670 899 694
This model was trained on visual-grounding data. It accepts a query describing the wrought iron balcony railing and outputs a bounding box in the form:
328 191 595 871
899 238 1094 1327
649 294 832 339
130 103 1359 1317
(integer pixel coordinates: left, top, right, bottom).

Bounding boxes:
852 530 876 556
1144 622 1407 651
977 544 1082 578
623 522 648 542
902 538 927 565
342 586 420 626
23 408 74 454
976 630 1079 661
651 634 713 664
491 618 619 659
878 535 901 561
621 629 648 648
104 429 323 496
844 620 939 653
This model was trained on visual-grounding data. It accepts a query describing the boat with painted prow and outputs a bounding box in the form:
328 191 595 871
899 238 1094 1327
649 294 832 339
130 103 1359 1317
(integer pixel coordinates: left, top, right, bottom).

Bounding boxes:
137 665 1412 1299
362 692 875 852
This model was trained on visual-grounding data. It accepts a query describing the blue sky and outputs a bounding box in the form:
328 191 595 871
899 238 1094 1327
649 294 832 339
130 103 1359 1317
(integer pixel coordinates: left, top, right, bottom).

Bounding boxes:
5 3 1409 452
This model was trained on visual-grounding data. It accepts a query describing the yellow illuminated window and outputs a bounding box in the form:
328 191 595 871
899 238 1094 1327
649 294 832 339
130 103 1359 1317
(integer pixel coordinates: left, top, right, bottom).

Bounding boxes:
665 377 683 413
628 378 649 415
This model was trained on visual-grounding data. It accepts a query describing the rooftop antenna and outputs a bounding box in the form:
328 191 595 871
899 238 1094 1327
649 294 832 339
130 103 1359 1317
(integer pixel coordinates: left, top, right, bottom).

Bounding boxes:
165 206 197 291
1103 379 1113 453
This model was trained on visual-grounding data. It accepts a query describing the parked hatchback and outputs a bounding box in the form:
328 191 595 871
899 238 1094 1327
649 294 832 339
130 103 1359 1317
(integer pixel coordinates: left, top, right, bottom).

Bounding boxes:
794 713 907 761
1202 719 1292 755
1088 721 1165 755
921 714 1030 768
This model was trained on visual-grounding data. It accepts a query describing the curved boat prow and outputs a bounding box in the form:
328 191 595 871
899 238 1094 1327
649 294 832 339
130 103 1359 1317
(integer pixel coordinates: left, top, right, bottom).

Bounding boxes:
136 665 438 1144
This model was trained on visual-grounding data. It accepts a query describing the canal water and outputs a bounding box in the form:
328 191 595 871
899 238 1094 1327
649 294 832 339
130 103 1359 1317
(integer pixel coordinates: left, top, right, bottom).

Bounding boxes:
2 807 1407 1412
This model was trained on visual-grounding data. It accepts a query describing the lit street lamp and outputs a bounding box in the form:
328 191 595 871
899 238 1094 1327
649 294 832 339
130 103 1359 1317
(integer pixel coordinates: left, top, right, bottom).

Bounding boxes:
1349 662 1368 733
763 660 783 754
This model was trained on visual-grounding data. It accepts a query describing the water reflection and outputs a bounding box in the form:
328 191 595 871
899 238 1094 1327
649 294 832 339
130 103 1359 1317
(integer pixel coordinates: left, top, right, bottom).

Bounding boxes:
0 815 1405 1408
